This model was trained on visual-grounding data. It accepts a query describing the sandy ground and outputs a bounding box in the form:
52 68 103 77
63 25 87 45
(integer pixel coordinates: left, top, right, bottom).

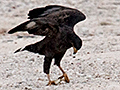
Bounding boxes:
0 0 120 90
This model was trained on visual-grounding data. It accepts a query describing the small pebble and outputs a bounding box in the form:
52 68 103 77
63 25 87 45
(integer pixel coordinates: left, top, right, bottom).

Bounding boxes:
73 56 76 58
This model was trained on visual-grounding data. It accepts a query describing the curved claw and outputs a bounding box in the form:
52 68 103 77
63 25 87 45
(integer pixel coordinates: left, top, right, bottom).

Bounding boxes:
63 73 70 83
58 75 64 79
58 73 70 83
46 81 56 86
47 79 62 86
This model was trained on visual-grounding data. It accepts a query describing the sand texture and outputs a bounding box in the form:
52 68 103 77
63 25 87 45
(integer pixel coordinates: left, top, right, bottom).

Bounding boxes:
0 0 120 90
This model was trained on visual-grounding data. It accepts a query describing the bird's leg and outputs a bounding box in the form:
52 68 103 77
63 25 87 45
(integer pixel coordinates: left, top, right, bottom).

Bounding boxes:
54 54 70 84
44 57 57 85
58 66 70 83
47 74 62 85
46 74 56 86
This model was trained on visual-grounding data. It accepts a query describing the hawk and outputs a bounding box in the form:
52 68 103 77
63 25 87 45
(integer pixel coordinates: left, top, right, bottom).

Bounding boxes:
8 5 86 85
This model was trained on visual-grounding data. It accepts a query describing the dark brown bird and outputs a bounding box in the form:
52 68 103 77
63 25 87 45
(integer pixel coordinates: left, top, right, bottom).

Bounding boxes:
8 5 86 85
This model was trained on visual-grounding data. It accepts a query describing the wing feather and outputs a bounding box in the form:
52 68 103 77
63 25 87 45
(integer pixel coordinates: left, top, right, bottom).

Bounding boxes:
28 5 65 19
28 5 86 27
8 5 86 36
8 19 58 36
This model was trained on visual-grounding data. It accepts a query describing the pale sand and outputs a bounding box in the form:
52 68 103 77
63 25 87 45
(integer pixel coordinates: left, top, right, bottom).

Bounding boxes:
0 0 120 90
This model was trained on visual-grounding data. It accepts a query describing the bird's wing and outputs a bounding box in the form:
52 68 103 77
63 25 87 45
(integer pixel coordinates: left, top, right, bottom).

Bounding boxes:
8 5 86 35
28 5 68 19
28 5 86 27
8 18 58 36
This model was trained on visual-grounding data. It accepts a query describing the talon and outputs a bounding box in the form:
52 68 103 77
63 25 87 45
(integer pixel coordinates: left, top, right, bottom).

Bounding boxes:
58 66 70 83
58 75 64 79
47 79 62 86
54 79 62 84
58 73 70 83
47 81 56 86
63 73 70 83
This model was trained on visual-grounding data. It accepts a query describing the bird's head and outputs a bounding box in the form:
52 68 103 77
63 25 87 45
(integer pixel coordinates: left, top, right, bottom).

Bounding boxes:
71 36 82 54
68 31 82 54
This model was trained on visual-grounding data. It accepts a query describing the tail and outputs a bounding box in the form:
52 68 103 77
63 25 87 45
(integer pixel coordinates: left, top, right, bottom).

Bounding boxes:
14 48 22 53
14 47 26 53
14 43 39 53
8 21 30 34
14 45 27 53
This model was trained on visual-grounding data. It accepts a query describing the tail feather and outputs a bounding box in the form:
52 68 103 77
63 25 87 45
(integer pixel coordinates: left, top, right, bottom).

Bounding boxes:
14 41 42 54
14 46 26 53
14 48 22 53
14 44 38 53
8 21 30 34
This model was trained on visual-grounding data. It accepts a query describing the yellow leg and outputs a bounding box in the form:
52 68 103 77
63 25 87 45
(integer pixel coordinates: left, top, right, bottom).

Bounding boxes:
46 74 56 86
46 66 70 85
47 74 62 85
58 66 70 83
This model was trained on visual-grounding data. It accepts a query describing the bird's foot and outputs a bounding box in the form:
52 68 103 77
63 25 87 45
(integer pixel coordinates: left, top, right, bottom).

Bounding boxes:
58 73 70 83
47 79 62 86
47 81 56 86
47 73 69 86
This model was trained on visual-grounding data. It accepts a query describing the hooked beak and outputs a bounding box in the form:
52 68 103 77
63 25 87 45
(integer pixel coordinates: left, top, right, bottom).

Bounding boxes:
73 46 78 54
71 43 78 54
